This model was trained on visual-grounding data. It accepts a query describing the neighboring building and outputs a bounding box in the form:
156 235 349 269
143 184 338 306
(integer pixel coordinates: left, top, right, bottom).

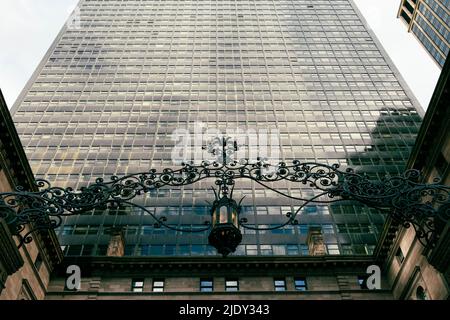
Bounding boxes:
397 0 450 68
0 90 62 300
374 56 450 300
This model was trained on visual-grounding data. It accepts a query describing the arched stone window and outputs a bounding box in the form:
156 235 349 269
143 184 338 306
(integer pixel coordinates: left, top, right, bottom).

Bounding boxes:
416 286 428 300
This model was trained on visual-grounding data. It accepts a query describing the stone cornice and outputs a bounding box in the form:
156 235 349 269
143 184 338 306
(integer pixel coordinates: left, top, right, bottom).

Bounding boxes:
56 255 376 277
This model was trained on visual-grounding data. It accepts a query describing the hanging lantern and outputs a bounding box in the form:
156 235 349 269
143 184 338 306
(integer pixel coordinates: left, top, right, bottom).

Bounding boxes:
208 195 242 257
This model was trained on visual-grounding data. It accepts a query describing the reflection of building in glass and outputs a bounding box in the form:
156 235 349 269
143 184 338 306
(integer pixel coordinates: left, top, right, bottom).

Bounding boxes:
12 0 423 259
397 0 450 68
333 107 422 256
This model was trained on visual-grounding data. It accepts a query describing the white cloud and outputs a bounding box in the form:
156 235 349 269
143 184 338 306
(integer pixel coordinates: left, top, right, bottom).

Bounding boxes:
0 0 79 107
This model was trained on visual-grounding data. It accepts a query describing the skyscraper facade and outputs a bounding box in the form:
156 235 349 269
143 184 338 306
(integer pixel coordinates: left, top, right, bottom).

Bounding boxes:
397 0 450 68
12 0 423 260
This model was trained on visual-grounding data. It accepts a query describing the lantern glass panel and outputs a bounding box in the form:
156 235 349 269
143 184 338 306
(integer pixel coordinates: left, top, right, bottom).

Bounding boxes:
219 206 228 223
232 209 238 226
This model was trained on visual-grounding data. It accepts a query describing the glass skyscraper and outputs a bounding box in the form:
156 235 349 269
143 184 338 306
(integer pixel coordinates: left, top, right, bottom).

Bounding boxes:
398 0 450 68
12 0 423 258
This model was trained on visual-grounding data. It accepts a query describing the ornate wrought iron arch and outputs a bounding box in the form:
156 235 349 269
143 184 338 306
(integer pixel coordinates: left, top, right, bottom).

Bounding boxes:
0 158 449 252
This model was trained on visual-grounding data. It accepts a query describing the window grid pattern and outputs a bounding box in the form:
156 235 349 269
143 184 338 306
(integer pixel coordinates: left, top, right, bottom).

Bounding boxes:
398 0 450 67
13 0 423 257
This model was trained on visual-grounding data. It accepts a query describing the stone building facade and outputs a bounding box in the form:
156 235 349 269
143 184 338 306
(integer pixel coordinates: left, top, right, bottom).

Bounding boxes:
45 255 393 300
0 90 62 300
374 57 450 300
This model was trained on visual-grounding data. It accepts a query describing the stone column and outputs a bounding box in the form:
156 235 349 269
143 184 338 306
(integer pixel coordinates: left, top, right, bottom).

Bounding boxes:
307 226 326 256
106 227 125 257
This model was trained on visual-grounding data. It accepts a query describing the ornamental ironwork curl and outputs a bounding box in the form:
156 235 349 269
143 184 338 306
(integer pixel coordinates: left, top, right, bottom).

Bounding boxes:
0 159 449 249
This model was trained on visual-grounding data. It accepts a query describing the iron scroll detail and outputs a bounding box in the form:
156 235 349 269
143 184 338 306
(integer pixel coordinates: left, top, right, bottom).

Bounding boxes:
0 159 448 250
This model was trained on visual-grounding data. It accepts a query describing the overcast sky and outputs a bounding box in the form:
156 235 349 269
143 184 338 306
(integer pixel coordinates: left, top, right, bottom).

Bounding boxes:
0 0 441 112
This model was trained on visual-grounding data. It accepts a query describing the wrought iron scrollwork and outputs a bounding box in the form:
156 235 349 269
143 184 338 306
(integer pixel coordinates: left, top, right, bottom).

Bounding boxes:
0 158 449 249
336 169 450 247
